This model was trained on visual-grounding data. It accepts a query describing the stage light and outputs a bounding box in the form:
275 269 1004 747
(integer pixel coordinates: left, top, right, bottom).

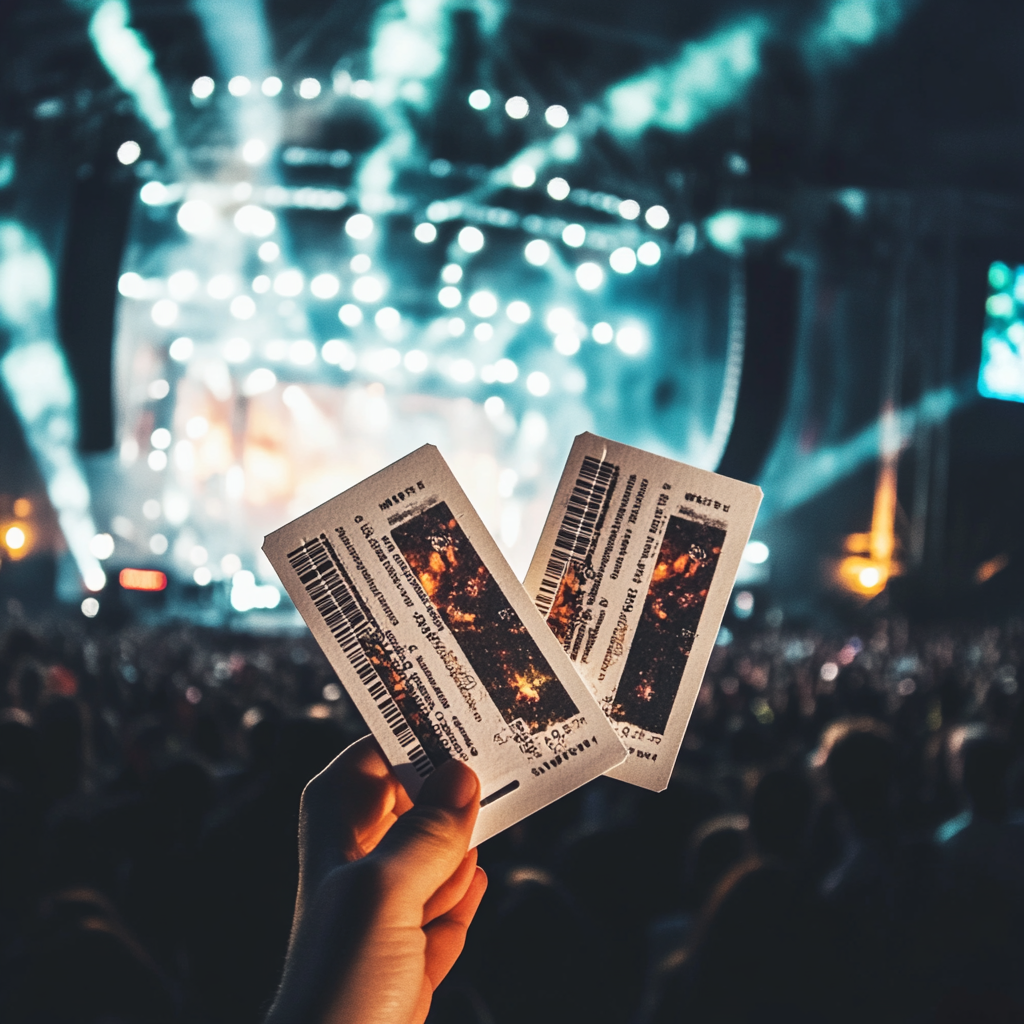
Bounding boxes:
193 566 212 585
253 275 270 294
414 223 437 242
733 590 754 618
345 213 374 239
592 322 613 344
375 307 401 331
562 223 585 247
177 199 216 235
221 553 241 575
468 89 491 110
619 199 640 220
117 140 140 165
859 566 880 588
468 290 498 318
243 368 277 396
448 317 466 336
441 264 462 284
150 428 171 450
118 271 143 297
224 337 251 363
987 293 1013 318
338 303 363 326
262 76 282 96
351 79 373 99
289 340 317 365
192 76 214 99
820 661 839 682
438 286 462 308
404 349 428 372
364 348 401 373
609 247 637 274
168 336 193 362
310 273 340 299
149 533 168 554
353 276 384 302
637 241 661 265
989 262 1012 290
230 570 280 610
450 358 475 383
4 525 26 551
350 254 372 273
511 165 536 188
120 567 167 591
494 358 518 383
526 371 550 396
575 262 604 290
186 416 208 440
207 274 236 300
505 96 529 119
13 498 30 517
147 379 169 399
164 493 189 524
151 299 178 326
140 181 168 205
242 139 268 165
228 75 251 96
258 241 280 262
190 544 208 566
321 339 356 368
143 499 161 520
645 205 670 229
81 597 99 618
167 269 198 300
458 226 484 253
147 450 167 471
545 104 569 128
485 396 505 418
524 239 550 265
744 540 769 564
299 78 321 99
89 532 115 559
274 269 304 297
546 308 575 334
474 323 494 341
230 295 255 319
616 325 646 355
234 205 276 237
546 177 570 200
555 333 581 355
506 300 530 324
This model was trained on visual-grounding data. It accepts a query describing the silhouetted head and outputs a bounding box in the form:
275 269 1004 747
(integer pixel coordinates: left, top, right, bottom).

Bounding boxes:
826 726 895 839
750 769 813 862
962 736 1010 823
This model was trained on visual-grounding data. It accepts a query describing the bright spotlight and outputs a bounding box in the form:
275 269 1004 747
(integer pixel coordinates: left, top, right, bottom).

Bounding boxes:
592 322 613 344
243 368 277 396
468 291 498 318
4 525 26 551
81 597 100 618
228 76 251 96
258 241 280 262
526 371 550 396
506 300 531 324
524 239 551 266
859 566 880 588
618 199 640 220
151 299 178 327
414 222 437 243
575 262 604 291
352 276 384 303
345 213 374 239
615 325 646 356
274 269 304 297
511 165 536 188
546 177 570 200
192 76 214 99
234 205 276 237
310 273 340 299
562 224 585 248
89 533 115 560
168 336 193 362
242 139 268 165
458 226 484 253
338 303 363 326
645 205 670 229
177 199 216 235
468 89 491 110
262 76 282 96
438 286 462 309
545 104 569 128
637 241 662 266
744 541 769 564
609 247 637 274
505 95 529 119
117 140 141 165
299 78 321 99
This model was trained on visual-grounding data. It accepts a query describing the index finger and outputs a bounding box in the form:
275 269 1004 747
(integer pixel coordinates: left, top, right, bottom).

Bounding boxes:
299 734 414 867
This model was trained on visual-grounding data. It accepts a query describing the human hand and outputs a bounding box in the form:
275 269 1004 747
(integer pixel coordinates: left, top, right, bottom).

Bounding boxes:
266 736 487 1024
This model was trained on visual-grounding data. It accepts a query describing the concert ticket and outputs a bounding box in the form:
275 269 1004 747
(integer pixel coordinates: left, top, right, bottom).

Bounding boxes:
263 444 626 845
524 433 762 791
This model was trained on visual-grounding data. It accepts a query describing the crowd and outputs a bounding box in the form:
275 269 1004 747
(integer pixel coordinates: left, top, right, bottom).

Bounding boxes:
0 599 1022 1024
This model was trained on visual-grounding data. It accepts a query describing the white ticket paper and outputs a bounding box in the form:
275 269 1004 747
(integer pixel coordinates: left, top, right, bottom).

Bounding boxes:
263 445 626 845
524 434 762 791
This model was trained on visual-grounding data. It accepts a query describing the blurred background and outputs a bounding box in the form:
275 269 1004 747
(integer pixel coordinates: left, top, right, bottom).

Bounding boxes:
2 2 1024 1023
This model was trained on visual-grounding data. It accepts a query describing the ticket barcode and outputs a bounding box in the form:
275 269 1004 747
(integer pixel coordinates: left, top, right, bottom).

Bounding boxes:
534 454 617 615
287 535 432 778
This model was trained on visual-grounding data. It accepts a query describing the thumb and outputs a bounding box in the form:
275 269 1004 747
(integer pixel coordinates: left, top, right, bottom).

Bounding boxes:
373 759 480 916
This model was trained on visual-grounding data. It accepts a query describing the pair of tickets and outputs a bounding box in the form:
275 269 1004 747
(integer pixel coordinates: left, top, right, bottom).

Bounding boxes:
264 434 761 845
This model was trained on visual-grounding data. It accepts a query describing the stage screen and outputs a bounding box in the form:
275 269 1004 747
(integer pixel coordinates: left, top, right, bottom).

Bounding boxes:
979 261 1024 404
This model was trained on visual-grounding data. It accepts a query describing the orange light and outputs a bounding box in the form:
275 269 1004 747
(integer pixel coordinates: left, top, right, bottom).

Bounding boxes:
13 498 31 517
2 523 31 559
119 568 168 591
974 553 1009 584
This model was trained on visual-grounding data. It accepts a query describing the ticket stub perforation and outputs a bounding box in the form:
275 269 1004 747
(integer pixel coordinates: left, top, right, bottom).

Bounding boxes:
264 444 626 845
525 433 762 791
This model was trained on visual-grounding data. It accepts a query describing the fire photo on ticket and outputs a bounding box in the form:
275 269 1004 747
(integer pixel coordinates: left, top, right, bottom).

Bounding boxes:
610 515 726 733
391 501 580 735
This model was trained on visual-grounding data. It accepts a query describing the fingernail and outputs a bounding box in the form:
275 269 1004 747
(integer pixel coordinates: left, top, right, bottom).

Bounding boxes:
419 759 478 810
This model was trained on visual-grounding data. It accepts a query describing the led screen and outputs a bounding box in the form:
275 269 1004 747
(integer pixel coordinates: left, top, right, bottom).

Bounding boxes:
979 261 1024 403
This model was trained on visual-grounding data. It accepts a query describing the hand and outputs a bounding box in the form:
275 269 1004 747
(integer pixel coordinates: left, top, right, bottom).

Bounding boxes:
266 736 487 1024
